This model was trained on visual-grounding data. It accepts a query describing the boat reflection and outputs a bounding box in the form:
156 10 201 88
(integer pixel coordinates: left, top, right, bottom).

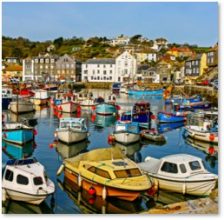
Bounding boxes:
185 137 218 169
94 115 116 128
157 121 185 134
57 178 150 214
2 200 53 214
112 143 142 162
55 140 89 160
2 140 35 159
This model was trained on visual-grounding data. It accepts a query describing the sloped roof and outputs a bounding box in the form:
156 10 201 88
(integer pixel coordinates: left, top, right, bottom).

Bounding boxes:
5 64 22 71
85 58 115 64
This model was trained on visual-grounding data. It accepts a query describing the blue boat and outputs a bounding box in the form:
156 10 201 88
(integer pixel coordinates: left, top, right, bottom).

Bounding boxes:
2 122 34 145
112 82 121 93
174 101 211 111
2 140 35 159
165 95 202 105
157 112 187 123
128 88 163 96
95 103 118 115
94 115 116 127
2 87 14 110
157 121 185 134
120 101 153 128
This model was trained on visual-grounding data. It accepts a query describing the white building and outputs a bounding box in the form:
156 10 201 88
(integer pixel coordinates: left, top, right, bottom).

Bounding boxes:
82 58 116 82
22 58 34 81
81 51 137 83
115 51 137 82
135 52 157 64
110 35 130 46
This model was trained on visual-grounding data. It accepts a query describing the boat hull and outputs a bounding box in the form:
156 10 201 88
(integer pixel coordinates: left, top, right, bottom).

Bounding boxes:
3 98 13 110
30 98 50 106
96 103 117 115
57 129 87 144
56 102 78 113
9 101 35 114
149 175 217 196
157 112 186 123
113 132 140 145
64 171 140 201
184 127 218 144
141 132 165 142
2 129 34 145
128 89 163 96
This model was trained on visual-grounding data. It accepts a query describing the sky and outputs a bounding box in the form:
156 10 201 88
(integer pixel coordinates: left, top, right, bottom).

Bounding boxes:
2 2 218 46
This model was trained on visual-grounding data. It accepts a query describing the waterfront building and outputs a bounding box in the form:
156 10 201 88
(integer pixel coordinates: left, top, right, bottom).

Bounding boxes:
184 53 207 84
156 60 172 83
136 65 159 83
207 43 218 67
82 58 116 82
3 63 23 82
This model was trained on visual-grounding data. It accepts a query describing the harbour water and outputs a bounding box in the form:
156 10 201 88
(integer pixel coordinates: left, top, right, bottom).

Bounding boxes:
2 89 218 214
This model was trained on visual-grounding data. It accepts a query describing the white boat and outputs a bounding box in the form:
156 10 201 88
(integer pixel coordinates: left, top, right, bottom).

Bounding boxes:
30 89 50 106
55 93 78 113
55 118 88 144
2 158 55 205
113 121 140 145
8 100 35 114
79 99 96 107
138 154 218 196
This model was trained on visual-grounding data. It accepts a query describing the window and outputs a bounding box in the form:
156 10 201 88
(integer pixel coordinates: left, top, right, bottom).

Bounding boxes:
179 164 187 173
86 64 88 68
189 161 201 171
110 76 112 80
88 167 111 179
103 70 107 75
40 59 44 63
93 70 95 74
161 162 178 173
110 64 113 68
103 65 106 68
17 174 29 185
97 70 100 74
97 64 100 68
5 169 13 181
110 70 112 74
45 59 49 63
35 59 39 63
114 168 141 178
33 177 43 185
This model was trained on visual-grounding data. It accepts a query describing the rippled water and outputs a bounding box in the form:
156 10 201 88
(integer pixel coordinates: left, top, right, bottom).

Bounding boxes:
2 89 218 214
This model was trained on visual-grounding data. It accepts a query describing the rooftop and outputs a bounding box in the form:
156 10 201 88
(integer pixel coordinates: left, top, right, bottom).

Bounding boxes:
85 58 115 64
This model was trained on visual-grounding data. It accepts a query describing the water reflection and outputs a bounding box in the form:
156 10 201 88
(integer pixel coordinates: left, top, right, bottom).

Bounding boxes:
57 177 151 214
94 115 116 128
55 140 89 160
157 122 185 134
2 140 36 159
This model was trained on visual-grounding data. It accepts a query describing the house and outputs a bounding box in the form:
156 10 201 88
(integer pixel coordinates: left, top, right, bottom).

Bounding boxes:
207 43 218 67
156 60 172 83
167 47 193 58
82 58 116 82
115 51 137 82
135 50 157 64
4 57 20 64
110 35 130 46
55 54 81 82
153 38 168 51
3 63 23 82
136 65 159 83
184 53 208 84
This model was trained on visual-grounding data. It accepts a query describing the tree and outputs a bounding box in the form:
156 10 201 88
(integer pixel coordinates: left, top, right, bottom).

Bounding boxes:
53 37 64 48
130 35 142 44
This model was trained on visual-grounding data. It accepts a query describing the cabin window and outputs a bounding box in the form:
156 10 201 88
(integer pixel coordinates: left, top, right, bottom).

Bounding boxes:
179 164 187 173
60 122 70 128
189 161 201 171
71 122 81 129
161 162 178 174
5 169 14 181
114 168 141 178
17 174 29 185
88 166 111 179
33 177 43 185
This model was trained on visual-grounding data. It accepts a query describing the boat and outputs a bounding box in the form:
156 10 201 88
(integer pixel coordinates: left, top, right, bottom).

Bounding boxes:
165 95 202 105
140 129 166 143
184 111 218 144
30 89 50 106
94 115 116 128
95 103 118 115
128 88 163 96
55 118 88 144
2 140 35 159
8 99 35 114
2 158 55 205
9 112 37 127
112 82 121 94
157 121 185 134
120 101 153 128
138 154 218 196
54 93 78 113
44 83 58 91
157 111 188 123
2 87 15 110
75 91 96 107
57 147 153 201
2 122 34 145
55 140 88 160
174 101 211 111
113 121 140 145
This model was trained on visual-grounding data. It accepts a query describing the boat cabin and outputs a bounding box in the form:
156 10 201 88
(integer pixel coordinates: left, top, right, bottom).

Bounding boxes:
115 122 140 134
3 158 49 194
144 154 207 178
59 118 87 131
133 101 150 114
2 87 13 98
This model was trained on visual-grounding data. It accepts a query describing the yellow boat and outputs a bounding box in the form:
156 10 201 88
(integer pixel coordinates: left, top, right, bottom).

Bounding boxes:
57 147 153 201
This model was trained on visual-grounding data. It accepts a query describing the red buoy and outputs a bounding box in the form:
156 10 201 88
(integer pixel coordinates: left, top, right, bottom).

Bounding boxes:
49 143 54 148
88 186 96 196
209 133 215 141
33 129 38 136
77 105 81 113
151 114 156 120
208 146 215 155
147 186 157 196
91 114 96 123
108 134 115 144
88 197 96 205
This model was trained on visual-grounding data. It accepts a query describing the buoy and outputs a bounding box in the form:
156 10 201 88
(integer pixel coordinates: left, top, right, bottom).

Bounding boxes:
77 105 81 113
33 129 38 136
56 164 64 176
208 146 215 155
92 106 96 111
88 197 95 205
147 186 157 196
49 143 54 148
108 134 115 144
151 114 156 120
209 133 215 141
102 186 107 200
88 186 96 196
